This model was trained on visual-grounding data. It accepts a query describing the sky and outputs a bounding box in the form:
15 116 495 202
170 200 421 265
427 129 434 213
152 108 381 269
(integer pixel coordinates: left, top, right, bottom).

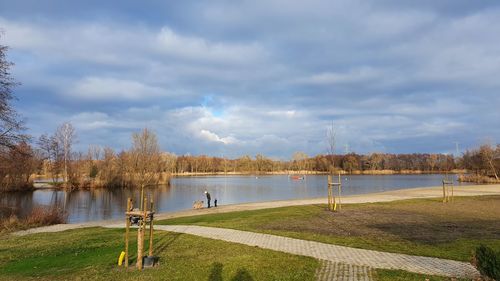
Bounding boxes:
0 0 499 159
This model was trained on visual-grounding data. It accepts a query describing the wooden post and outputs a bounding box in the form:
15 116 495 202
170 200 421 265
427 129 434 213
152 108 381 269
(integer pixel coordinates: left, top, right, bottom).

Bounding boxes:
442 176 454 203
327 175 332 211
125 198 132 268
451 183 454 202
442 180 447 203
148 195 154 257
137 222 143 270
140 184 145 211
137 196 147 270
337 173 342 211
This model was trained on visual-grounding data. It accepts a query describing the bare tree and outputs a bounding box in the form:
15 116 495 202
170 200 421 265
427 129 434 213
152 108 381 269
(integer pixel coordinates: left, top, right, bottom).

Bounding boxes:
37 133 63 183
479 144 499 181
326 121 336 173
292 151 308 171
1 36 27 149
130 128 162 207
54 122 77 185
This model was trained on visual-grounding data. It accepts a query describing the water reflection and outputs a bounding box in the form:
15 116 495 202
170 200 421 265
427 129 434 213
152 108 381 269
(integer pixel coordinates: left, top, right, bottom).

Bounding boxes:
0 174 468 223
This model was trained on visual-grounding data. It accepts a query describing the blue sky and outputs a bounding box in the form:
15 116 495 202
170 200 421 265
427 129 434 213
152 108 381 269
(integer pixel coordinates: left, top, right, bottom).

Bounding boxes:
1 0 499 159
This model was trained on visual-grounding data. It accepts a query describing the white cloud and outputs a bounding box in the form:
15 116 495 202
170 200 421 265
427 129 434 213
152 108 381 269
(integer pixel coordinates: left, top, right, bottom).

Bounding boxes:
199 129 237 145
71 77 166 100
155 27 266 64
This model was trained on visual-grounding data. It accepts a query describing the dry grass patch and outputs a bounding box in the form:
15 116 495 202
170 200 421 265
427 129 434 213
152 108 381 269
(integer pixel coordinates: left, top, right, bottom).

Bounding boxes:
0 206 66 234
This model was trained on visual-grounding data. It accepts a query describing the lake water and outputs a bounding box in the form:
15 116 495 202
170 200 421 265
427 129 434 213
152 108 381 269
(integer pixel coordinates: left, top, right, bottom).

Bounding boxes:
0 174 467 223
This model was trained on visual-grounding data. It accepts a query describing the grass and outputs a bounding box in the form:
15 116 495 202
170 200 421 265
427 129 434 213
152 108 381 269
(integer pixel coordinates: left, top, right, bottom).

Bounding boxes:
157 196 500 262
374 269 469 281
1 197 495 280
0 227 318 280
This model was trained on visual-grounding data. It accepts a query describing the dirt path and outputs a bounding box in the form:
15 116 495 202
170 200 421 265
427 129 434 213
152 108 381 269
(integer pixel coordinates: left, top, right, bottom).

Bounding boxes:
13 184 500 236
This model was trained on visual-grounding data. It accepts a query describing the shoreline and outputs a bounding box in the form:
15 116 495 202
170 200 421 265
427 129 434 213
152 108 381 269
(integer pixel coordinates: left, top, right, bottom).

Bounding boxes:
165 169 468 177
27 171 471 191
13 183 500 236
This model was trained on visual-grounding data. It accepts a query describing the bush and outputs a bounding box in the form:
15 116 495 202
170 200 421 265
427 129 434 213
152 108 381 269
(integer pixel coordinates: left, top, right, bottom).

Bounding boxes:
475 245 500 280
0 206 67 233
26 206 67 227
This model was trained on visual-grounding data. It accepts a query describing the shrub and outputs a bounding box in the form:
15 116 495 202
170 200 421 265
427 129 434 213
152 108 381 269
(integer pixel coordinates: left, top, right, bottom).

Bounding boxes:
0 206 67 233
475 244 500 280
26 206 67 227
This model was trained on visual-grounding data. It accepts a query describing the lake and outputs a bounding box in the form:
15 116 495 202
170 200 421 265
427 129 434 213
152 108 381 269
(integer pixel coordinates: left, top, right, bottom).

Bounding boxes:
0 174 467 223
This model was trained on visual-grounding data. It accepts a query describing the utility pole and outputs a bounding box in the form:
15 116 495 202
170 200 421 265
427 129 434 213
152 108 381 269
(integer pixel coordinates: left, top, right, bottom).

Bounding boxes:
454 142 460 157
344 143 350 154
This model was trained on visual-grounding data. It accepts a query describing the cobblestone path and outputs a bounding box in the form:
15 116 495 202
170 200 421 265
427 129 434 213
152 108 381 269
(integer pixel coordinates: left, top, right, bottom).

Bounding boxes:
154 225 479 279
315 260 374 281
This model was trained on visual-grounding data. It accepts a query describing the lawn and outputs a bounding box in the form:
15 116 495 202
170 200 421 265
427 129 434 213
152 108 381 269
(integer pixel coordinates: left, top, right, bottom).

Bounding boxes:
158 196 500 262
0 227 318 280
1 197 493 280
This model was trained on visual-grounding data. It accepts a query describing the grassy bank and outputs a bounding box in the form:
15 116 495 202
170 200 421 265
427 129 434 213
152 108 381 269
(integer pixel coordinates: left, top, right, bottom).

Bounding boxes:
0 227 318 280
1 197 492 280
158 196 500 262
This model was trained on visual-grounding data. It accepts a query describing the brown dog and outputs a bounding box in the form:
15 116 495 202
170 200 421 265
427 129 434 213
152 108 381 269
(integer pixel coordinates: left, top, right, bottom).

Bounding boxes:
192 200 204 209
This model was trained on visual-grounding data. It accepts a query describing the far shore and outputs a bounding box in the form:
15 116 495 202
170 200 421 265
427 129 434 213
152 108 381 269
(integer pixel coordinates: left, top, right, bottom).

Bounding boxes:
13 183 500 236
170 169 467 177
26 169 473 190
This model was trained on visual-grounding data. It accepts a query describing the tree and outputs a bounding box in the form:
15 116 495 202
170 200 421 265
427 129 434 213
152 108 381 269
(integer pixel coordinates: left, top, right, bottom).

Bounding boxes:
326 121 336 172
292 151 308 171
0 142 38 191
54 122 77 185
342 153 359 173
37 133 63 183
479 144 499 181
130 128 162 207
1 36 27 148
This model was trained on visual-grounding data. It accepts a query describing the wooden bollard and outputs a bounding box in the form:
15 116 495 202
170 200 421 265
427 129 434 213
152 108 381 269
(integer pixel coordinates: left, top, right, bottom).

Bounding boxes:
337 173 342 211
137 196 148 270
125 198 132 268
148 195 154 257
327 175 332 211
327 173 342 211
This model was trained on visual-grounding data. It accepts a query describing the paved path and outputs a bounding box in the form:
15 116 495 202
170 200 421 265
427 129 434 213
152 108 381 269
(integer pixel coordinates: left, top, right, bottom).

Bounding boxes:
142 225 479 279
316 260 373 281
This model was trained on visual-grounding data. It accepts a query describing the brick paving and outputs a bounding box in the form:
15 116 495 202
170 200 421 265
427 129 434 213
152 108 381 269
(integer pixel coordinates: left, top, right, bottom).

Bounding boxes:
316 260 373 281
154 225 480 279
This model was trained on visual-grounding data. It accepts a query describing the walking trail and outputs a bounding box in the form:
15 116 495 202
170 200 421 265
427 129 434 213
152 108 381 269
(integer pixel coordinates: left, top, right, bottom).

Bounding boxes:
14 184 500 280
124 224 477 279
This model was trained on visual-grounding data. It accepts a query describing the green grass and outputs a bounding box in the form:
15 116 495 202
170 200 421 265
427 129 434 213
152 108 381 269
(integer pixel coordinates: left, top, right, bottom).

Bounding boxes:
374 269 469 281
0 227 318 280
158 196 500 262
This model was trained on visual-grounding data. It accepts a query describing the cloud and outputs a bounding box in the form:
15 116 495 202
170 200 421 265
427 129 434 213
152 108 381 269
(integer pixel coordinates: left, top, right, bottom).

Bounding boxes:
299 67 381 85
199 129 238 145
71 77 166 100
155 27 266 65
2 1 500 157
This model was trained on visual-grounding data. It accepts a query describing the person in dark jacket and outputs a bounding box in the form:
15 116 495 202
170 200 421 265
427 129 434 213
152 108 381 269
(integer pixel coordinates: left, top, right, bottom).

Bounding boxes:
205 190 211 208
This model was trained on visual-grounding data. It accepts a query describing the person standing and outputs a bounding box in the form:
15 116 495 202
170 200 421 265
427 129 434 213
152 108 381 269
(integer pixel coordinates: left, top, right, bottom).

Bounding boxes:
205 190 211 208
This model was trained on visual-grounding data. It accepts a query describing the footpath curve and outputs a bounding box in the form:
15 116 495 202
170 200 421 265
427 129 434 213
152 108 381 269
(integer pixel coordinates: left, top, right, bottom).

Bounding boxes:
132 224 478 279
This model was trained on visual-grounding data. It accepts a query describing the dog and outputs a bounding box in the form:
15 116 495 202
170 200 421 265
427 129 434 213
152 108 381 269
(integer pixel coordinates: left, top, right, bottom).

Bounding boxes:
192 200 204 209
